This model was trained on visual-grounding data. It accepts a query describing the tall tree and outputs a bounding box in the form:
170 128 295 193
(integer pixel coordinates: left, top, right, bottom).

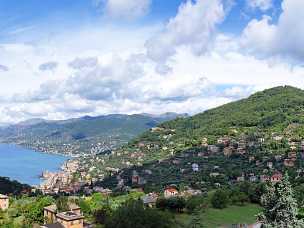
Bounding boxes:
259 173 304 227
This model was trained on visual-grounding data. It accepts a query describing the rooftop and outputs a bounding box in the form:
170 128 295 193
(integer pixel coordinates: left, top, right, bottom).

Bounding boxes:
0 194 9 199
56 211 84 221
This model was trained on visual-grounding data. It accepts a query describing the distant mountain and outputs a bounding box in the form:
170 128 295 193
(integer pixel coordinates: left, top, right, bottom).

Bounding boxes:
16 118 51 126
0 113 187 156
83 86 304 190
140 112 188 119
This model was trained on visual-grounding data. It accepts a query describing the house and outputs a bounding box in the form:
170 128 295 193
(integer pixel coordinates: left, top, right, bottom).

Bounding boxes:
93 187 112 196
271 172 283 183
260 175 270 183
223 147 233 157
172 159 181 165
255 160 261 166
164 186 179 198
44 204 57 224
273 135 283 141
249 156 255 162
249 175 257 182
141 193 159 207
267 162 273 169
237 148 246 155
217 137 230 146
288 152 297 161
44 203 81 224
284 159 295 167
132 170 145 185
208 145 219 154
55 211 84 228
275 155 282 161
0 194 9 210
201 137 208 147
210 172 220 177
301 140 304 151
192 163 199 172
180 188 202 198
237 174 245 182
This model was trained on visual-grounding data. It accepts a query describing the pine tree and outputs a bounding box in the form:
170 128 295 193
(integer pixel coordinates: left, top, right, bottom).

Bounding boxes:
259 173 304 227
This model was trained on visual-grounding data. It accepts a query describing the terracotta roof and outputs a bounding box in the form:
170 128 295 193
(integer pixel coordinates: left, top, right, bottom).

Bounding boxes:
165 188 178 193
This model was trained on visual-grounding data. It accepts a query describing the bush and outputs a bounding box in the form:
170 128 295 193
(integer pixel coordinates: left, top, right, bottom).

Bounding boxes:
156 197 186 212
93 207 111 225
185 196 207 213
211 189 229 209
230 190 249 206
105 200 173 228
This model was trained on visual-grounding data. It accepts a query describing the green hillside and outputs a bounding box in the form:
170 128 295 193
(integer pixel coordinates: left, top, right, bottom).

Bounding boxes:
160 85 304 140
81 86 304 190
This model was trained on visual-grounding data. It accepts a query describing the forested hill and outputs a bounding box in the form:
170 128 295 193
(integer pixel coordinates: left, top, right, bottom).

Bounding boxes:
158 85 304 142
85 86 304 190
0 177 30 195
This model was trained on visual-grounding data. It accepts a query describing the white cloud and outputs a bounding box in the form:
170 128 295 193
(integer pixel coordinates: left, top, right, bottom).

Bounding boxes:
241 0 304 62
3 45 304 123
247 0 273 11
39 61 58 71
0 64 9 72
102 0 151 20
145 0 225 73
240 16 276 56
1 0 304 123
68 57 98 69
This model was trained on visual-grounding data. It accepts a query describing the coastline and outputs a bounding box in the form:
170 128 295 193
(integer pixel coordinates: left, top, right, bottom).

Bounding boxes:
0 143 70 187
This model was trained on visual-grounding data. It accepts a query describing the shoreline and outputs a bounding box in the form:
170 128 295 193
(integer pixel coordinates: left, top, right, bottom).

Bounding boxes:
0 143 72 187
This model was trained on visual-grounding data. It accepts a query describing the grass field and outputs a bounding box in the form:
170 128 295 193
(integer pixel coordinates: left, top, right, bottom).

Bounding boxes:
175 203 262 228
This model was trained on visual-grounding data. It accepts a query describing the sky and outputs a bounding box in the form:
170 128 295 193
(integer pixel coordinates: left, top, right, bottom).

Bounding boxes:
0 0 303 123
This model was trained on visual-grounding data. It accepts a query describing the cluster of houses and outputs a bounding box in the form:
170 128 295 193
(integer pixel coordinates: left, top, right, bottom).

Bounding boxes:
141 185 202 207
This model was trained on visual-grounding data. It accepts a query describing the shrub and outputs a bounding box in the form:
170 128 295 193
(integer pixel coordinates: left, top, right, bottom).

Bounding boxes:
105 200 173 228
211 189 229 209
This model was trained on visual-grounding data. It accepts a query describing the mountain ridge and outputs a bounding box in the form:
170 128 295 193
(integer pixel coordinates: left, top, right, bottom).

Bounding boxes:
0 113 187 156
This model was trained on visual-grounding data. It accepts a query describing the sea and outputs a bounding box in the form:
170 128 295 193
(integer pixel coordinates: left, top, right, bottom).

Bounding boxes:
0 144 69 186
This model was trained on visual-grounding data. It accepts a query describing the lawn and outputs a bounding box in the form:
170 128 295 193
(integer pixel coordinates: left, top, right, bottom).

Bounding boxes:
175 203 262 228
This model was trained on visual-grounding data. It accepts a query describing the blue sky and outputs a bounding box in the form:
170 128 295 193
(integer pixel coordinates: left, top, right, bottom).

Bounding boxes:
0 0 283 41
0 0 303 123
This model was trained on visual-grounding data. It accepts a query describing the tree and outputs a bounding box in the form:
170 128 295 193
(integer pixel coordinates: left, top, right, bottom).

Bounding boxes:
24 196 54 224
259 173 304 227
93 207 111 225
105 200 173 228
55 196 69 213
211 189 229 209
156 197 186 212
189 208 204 228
